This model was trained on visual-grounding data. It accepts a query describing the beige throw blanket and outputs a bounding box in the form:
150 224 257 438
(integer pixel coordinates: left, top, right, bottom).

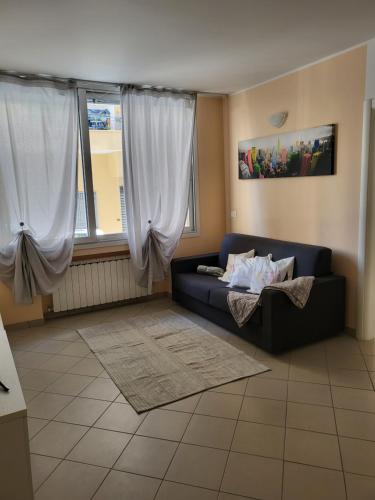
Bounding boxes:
227 276 315 328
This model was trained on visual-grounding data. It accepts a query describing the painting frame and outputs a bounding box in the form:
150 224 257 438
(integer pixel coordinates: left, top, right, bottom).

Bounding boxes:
238 124 336 180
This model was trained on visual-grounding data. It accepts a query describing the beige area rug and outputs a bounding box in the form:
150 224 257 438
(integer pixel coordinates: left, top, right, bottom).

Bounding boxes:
78 309 269 413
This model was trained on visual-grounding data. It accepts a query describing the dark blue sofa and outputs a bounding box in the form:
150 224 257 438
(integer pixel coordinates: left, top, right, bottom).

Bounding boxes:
171 233 346 353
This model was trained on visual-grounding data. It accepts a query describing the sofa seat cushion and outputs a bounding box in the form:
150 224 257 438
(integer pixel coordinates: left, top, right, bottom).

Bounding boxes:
173 273 227 303
209 286 262 325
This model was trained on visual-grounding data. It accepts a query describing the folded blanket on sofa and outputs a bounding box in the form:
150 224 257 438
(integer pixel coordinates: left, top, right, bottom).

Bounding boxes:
197 265 224 277
227 276 315 328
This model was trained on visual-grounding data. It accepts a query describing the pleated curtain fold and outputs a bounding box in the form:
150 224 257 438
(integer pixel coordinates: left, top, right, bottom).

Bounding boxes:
0 78 78 303
121 87 196 288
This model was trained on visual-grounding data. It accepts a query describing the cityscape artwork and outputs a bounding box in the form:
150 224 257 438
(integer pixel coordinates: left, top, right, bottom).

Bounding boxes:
238 124 335 179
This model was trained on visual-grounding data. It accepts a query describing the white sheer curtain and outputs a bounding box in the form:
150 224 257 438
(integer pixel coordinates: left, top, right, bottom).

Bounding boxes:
121 87 196 288
0 78 78 303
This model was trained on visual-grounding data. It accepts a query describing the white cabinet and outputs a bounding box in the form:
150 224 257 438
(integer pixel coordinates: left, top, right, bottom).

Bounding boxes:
0 315 33 500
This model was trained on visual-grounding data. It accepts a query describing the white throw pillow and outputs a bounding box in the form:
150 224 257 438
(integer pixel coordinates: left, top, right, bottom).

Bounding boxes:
245 255 295 294
228 254 272 289
274 256 295 281
219 249 255 282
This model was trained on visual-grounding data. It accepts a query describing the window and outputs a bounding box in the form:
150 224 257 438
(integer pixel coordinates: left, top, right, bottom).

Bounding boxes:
75 89 197 244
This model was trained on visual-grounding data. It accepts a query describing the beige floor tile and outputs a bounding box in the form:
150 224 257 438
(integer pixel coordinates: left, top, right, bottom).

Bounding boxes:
285 428 341 470
195 392 243 419
30 454 61 491
59 341 91 357
289 364 329 384
325 336 361 355
20 369 63 391
136 409 190 441
326 353 367 371
258 359 289 380
15 364 31 376
283 462 346 500
22 388 40 403
364 355 375 371
54 396 110 426
11 337 44 352
218 493 254 500
15 351 53 369
115 435 177 478
246 377 287 401
329 368 373 390
114 393 128 404
39 354 82 372
332 386 375 412
67 427 131 467
31 339 71 354
231 421 285 459
359 339 375 355
239 396 286 426
93 470 160 500
286 402 336 434
370 372 375 386
97 369 111 378
27 392 74 419
45 373 95 396
288 381 332 406
166 443 227 490
156 481 218 500
162 393 201 412
79 377 120 401
211 378 248 395
35 460 108 500
48 315 97 330
340 436 375 476
42 327 81 342
345 472 375 500
30 421 88 458
95 402 146 433
68 357 104 376
28 417 49 439
182 414 236 449
221 451 283 500
290 346 327 365
335 408 375 441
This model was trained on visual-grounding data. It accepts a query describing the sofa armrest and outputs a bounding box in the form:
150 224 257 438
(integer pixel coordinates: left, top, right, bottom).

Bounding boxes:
171 253 220 275
260 275 346 352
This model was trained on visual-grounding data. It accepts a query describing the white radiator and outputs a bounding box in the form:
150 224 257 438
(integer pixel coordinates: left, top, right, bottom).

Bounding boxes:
52 256 148 312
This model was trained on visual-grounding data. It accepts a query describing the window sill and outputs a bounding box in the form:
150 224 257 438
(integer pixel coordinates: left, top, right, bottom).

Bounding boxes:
74 228 199 250
74 237 128 250
181 230 200 239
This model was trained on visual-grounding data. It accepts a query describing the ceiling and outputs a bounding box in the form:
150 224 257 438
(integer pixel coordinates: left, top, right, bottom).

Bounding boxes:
1 0 375 94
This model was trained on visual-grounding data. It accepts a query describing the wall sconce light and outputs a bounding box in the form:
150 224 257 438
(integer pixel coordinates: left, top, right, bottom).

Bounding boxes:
268 111 288 128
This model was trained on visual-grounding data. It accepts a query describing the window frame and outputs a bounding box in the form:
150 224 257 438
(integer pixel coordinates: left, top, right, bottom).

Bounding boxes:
74 88 198 247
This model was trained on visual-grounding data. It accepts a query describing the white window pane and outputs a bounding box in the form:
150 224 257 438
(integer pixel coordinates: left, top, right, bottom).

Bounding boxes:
87 95 126 235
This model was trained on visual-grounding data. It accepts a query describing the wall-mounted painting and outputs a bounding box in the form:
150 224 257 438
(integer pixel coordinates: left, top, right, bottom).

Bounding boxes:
238 124 335 179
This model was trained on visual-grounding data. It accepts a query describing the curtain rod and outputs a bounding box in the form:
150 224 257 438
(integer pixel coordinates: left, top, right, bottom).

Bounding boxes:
0 70 226 97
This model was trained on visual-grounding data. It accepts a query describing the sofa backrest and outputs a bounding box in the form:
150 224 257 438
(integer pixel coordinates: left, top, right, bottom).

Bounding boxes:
219 233 332 278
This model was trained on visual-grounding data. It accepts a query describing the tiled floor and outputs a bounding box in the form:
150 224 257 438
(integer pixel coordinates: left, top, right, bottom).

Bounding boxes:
8 297 375 499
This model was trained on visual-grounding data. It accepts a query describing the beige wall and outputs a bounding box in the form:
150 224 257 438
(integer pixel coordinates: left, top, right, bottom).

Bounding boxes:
176 95 226 257
0 95 227 325
0 283 43 326
226 47 367 328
